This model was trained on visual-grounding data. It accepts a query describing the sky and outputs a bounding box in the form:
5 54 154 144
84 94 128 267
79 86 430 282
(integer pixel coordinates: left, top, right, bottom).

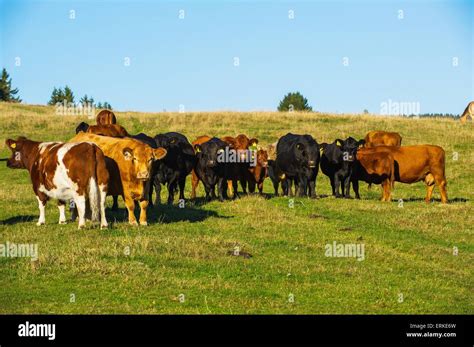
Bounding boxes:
0 0 473 114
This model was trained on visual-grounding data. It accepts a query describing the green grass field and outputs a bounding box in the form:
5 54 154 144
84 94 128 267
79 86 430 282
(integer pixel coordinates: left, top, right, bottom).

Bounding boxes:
0 102 472 314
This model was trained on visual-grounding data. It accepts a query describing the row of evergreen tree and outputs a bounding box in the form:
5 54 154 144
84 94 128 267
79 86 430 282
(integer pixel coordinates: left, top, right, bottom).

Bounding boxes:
0 67 464 116
47 86 112 110
0 68 112 109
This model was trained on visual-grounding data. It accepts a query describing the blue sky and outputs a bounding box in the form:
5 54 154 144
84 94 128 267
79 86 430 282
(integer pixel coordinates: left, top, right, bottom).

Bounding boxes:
0 0 472 113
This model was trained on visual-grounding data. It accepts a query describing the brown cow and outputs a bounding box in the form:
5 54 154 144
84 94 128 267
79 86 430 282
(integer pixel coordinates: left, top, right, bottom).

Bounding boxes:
364 131 402 147
352 148 395 201
247 149 269 194
5 137 109 229
75 122 129 138
96 110 117 125
70 133 167 225
361 145 448 203
221 134 258 196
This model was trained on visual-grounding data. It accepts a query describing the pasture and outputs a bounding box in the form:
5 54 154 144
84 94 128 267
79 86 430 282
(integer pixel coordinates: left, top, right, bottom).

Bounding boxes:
0 102 472 314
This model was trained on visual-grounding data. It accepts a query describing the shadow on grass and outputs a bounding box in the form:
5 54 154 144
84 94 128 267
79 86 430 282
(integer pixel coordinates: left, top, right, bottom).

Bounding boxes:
106 203 230 225
394 197 469 203
0 215 37 225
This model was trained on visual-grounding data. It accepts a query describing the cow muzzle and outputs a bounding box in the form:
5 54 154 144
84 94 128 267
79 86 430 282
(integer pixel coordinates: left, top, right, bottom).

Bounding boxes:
136 171 150 180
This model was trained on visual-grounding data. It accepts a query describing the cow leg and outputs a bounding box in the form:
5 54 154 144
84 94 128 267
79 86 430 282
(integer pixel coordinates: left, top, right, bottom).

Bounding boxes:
75 195 87 229
99 186 108 229
218 178 226 202
430 171 448 204
139 200 149 226
281 179 289 196
343 176 352 198
124 196 138 226
247 180 256 194
191 170 200 199
381 179 392 201
112 196 119 211
226 180 233 198
352 180 361 199
167 181 177 205
272 179 279 196
144 178 154 208
308 179 317 199
57 200 67 224
298 177 306 197
258 180 264 195
232 180 240 199
240 177 248 195
334 175 342 198
329 176 336 196
178 176 186 202
154 180 162 205
36 195 48 226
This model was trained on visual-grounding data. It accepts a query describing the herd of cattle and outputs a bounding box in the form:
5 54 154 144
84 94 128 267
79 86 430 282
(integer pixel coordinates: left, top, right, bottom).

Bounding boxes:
4 110 448 229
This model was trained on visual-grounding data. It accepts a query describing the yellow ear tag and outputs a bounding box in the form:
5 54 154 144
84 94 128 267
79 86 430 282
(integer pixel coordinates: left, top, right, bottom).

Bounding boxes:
319 147 323 154
196 148 201 153
10 143 16 149
336 140 342 146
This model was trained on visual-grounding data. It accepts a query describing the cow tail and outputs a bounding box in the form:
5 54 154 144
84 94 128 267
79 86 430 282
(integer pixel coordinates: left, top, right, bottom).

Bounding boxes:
88 146 102 222
390 157 395 189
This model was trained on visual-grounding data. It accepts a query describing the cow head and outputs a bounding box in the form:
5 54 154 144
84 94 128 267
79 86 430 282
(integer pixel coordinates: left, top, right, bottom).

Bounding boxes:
195 138 227 168
337 137 365 162
295 135 319 168
75 122 90 134
256 149 268 168
5 137 29 169
122 145 167 181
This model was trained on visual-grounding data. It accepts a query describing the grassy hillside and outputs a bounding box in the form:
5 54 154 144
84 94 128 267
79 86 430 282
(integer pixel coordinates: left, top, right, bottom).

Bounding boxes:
0 102 472 314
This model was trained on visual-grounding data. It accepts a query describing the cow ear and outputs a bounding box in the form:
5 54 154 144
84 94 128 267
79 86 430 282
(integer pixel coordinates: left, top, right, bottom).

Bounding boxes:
6 139 18 151
249 138 259 146
153 147 167 160
335 139 343 147
194 144 202 153
296 143 304 150
123 147 134 160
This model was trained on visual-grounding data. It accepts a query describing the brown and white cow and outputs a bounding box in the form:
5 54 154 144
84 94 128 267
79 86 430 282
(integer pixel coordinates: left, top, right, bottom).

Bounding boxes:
5 137 109 229
364 131 402 147
69 132 167 225
96 110 117 125
361 145 448 203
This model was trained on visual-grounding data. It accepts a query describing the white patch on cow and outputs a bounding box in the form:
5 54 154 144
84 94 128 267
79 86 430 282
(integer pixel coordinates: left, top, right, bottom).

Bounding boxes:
38 143 80 201
38 142 59 155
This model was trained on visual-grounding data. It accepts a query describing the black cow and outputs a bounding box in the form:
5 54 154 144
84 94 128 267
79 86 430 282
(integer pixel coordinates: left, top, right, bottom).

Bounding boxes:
194 138 238 201
75 122 90 134
275 133 320 198
268 160 296 196
320 137 365 198
152 132 196 205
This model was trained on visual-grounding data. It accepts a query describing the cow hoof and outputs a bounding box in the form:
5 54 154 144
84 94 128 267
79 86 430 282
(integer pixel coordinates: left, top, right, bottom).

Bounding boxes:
36 221 45 226
140 221 148 226
129 221 139 226
59 221 67 225
78 224 85 229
